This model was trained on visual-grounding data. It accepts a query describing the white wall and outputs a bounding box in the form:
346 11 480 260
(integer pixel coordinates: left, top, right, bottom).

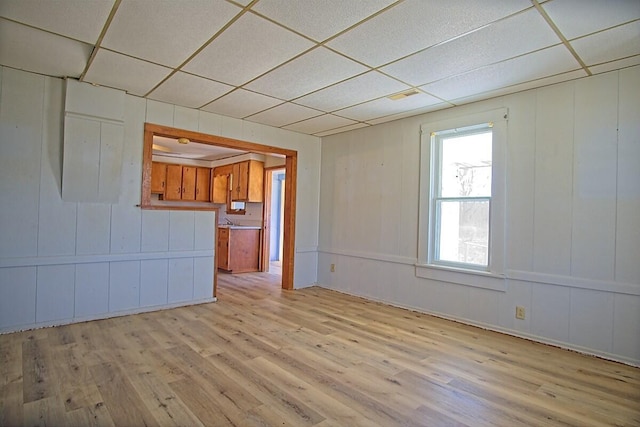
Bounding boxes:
318 66 640 366
0 67 321 333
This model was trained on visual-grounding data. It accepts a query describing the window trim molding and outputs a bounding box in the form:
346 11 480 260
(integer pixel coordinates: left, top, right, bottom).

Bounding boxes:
418 108 508 287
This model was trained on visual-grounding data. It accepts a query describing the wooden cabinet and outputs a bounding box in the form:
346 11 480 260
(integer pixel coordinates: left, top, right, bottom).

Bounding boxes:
151 162 167 194
212 174 228 204
159 164 211 202
217 227 260 273
231 160 264 202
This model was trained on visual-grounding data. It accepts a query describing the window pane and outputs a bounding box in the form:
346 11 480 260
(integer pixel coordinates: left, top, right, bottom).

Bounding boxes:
440 131 492 197
437 200 489 266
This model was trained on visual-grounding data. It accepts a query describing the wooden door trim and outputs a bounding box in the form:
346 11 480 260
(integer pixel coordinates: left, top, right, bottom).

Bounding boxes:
141 123 297 292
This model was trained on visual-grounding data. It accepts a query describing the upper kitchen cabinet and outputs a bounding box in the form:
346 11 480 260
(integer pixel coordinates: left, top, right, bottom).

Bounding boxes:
231 160 264 202
163 164 211 202
151 162 167 194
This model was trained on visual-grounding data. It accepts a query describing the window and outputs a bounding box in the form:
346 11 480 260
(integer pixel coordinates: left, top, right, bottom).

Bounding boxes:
432 125 493 269
417 109 507 290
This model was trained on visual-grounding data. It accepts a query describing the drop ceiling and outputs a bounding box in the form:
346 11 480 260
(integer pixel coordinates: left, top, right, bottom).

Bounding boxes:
1 0 638 137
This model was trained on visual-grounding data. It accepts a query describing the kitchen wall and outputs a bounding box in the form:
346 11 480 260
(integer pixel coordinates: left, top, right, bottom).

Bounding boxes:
0 66 321 334
317 66 640 365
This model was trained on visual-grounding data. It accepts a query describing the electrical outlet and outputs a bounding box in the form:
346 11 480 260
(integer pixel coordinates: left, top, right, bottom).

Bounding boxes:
330 263 335 272
515 306 525 320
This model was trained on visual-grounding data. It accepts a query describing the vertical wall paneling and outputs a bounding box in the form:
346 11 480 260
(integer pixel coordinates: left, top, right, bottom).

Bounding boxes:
140 259 169 307
615 67 640 283
198 110 222 136
168 258 194 303
530 284 571 343
109 261 141 312
612 294 640 362
505 91 536 271
174 106 199 132
532 83 574 275
37 77 77 257
97 122 125 201
0 68 43 258
36 264 75 323
74 263 109 318
76 203 111 255
61 116 101 201
571 73 618 280
467 287 499 326
145 99 174 126
193 257 214 299
0 267 36 329
169 211 195 251
141 210 170 252
110 204 142 254
194 211 215 251
569 288 614 353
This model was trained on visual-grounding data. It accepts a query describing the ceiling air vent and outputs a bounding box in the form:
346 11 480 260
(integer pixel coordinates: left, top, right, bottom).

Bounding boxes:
387 89 420 101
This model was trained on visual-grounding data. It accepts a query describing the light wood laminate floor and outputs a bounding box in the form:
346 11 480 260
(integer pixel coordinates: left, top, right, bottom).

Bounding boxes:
1 270 639 426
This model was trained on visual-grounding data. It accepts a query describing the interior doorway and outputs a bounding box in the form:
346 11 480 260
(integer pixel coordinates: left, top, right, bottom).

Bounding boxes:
262 167 285 274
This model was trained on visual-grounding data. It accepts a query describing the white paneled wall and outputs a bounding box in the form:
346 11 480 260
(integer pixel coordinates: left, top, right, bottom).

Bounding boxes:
318 66 640 365
0 66 321 334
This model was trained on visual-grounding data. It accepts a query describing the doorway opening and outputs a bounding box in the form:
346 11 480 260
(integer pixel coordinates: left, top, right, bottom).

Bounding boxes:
141 123 297 295
262 167 285 275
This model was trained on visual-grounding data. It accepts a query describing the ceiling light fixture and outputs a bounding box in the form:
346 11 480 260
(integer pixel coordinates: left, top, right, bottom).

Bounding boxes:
177 137 190 144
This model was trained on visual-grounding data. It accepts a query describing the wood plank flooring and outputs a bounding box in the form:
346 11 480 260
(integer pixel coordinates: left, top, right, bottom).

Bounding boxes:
1 270 639 426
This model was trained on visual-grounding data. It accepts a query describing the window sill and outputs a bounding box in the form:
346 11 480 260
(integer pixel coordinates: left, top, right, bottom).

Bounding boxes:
415 263 505 292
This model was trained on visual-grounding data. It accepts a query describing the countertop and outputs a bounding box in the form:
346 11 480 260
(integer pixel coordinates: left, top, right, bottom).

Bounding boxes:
218 225 261 230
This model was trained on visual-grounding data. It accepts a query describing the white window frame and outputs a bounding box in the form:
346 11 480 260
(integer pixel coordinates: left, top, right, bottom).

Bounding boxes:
417 108 507 291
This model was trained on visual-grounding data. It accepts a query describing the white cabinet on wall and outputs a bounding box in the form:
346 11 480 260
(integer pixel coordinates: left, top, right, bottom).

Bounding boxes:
62 79 125 203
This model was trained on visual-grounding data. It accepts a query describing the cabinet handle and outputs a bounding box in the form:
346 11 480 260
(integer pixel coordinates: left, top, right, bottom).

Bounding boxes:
161 181 164 188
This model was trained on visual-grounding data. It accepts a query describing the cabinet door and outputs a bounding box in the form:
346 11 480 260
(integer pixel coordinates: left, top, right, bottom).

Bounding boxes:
246 160 264 202
196 167 211 202
165 164 183 201
212 174 228 204
231 161 249 201
181 166 197 201
150 162 166 194
217 228 229 270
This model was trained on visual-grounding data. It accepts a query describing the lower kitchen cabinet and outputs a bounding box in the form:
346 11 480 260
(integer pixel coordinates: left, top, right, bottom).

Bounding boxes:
217 227 260 273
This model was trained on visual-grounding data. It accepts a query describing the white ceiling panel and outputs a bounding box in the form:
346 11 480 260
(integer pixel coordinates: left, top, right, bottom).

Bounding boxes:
421 45 581 101
572 21 640 67
327 0 532 67
295 71 410 112
381 8 560 86
102 0 240 68
283 114 357 135
201 89 283 119
183 13 314 86
245 47 367 100
246 103 322 128
253 0 396 42
148 72 233 109
1 0 636 137
542 0 640 40
0 19 91 78
84 49 171 96
0 0 113 44
315 122 370 137
336 92 443 122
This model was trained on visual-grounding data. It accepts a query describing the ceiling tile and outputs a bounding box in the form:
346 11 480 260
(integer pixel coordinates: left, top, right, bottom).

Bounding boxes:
0 19 92 78
245 47 367 100
542 0 640 40
102 0 240 67
295 71 410 111
0 0 113 44
201 89 283 119
253 0 395 42
381 8 560 86
589 55 640 75
421 44 581 101
148 72 233 109
315 123 370 137
336 92 443 122
183 13 314 86
84 49 171 96
571 21 640 67
327 0 532 67
283 114 357 135
246 102 322 128
366 104 450 125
